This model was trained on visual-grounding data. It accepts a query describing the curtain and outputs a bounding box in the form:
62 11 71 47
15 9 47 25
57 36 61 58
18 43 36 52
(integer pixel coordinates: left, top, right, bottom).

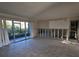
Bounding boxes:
0 21 10 47
0 28 10 47
0 28 3 47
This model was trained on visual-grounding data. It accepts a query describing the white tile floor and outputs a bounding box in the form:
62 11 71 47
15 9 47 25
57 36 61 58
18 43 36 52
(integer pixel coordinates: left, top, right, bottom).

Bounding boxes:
0 38 79 57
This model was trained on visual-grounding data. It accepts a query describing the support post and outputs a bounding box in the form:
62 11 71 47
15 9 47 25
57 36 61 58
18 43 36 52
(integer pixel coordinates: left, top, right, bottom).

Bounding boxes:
25 21 27 39
12 20 15 41
58 29 59 39
54 29 55 38
62 29 63 40
45 29 46 38
66 29 69 41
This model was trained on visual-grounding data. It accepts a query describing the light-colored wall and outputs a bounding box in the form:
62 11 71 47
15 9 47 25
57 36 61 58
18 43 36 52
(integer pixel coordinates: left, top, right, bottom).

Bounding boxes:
31 19 70 37
37 20 49 28
37 19 70 29
49 20 70 29
30 21 38 38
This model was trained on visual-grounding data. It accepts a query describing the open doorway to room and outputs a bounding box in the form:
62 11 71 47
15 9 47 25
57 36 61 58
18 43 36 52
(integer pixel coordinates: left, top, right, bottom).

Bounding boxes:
6 20 31 43
70 20 78 40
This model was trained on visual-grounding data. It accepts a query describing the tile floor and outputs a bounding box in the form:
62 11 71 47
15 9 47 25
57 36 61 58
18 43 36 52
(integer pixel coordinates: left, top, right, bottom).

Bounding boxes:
0 38 79 57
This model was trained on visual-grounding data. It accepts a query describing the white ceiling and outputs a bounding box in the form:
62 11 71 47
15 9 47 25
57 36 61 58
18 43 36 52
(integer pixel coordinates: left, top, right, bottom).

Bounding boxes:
0 2 79 21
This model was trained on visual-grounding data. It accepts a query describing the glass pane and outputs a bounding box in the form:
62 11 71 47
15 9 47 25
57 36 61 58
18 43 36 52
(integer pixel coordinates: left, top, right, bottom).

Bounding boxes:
26 22 28 33
2 20 4 28
26 22 28 29
6 20 29 42
21 22 25 33
14 24 20 35
14 21 21 23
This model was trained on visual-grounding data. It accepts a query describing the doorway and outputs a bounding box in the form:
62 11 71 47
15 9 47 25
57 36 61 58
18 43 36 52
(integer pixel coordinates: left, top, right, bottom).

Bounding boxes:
70 20 78 39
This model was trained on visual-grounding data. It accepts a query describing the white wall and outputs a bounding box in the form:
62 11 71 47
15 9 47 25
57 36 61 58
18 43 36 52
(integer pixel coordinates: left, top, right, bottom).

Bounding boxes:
37 21 49 28
49 20 70 29
31 19 70 38
37 19 70 29
30 21 38 38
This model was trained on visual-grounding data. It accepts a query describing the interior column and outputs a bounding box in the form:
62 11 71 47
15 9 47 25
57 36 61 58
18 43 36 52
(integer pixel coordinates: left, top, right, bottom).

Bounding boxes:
25 21 27 39
58 29 59 39
62 29 63 40
66 29 69 41
12 20 15 41
54 29 55 38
